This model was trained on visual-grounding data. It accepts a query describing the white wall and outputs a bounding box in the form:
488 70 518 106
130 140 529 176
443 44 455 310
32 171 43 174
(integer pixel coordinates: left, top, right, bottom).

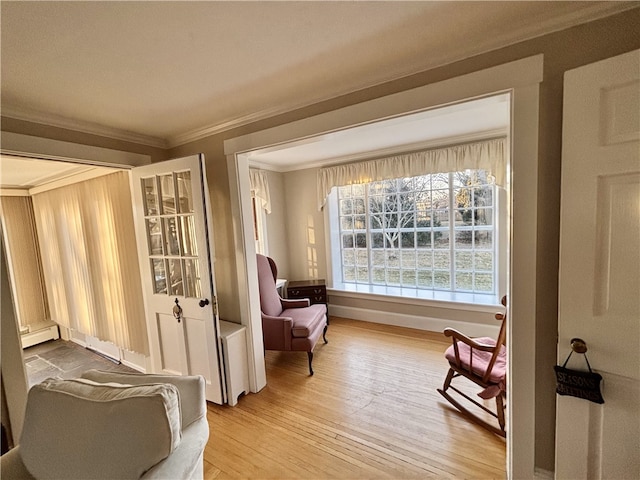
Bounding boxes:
263 170 290 279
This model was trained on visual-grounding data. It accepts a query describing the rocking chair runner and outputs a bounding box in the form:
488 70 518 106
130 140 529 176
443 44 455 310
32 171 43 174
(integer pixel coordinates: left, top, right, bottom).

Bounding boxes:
437 296 508 437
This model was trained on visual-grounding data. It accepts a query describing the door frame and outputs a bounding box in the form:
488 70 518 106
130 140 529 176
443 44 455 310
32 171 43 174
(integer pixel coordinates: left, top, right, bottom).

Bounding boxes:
225 55 543 479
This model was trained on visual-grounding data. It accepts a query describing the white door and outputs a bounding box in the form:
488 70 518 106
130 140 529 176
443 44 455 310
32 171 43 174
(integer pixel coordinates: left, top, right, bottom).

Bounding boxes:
556 50 639 479
131 154 224 404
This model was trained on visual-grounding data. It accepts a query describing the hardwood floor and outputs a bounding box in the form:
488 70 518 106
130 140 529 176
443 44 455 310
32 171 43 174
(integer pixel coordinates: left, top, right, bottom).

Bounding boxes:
204 317 506 479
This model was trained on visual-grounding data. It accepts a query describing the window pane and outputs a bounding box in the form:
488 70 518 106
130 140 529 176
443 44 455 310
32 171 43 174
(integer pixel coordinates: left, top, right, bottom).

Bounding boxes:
176 171 193 213
433 209 449 227
343 266 356 282
401 270 416 286
386 269 400 285
456 272 473 290
434 271 450 289
371 232 384 248
475 273 493 292
163 217 180 255
434 251 450 269
474 208 493 226
371 250 385 266
342 250 355 265
339 198 353 215
386 250 400 268
168 259 183 296
401 250 416 268
434 230 449 249
341 216 354 230
370 214 383 229
416 250 432 268
417 270 433 288
356 249 368 266
416 231 431 247
354 215 366 230
356 266 369 282
179 215 198 256
474 186 493 207
372 268 385 284
354 198 366 215
355 233 367 248
455 251 473 270
401 232 415 248
474 230 493 249
183 259 202 298
151 259 167 294
342 234 354 248
455 230 473 249
159 174 176 215
475 251 493 271
146 217 163 255
142 177 159 216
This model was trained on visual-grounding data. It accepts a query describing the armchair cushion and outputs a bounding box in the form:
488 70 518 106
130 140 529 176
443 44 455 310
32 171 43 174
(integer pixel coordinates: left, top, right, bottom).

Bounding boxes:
284 303 327 338
20 378 182 480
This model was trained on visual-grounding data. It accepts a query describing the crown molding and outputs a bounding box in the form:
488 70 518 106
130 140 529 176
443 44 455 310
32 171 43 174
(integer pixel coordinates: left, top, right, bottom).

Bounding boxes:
1 104 168 149
2 2 633 151
169 2 634 149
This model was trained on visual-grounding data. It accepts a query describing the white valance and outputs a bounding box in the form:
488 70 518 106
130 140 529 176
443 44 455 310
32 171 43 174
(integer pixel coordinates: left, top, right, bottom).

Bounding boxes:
249 168 271 214
317 137 507 210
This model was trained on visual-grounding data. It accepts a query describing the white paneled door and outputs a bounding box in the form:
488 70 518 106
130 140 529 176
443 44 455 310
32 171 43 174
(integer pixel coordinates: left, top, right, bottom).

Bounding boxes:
557 50 639 478
131 154 224 404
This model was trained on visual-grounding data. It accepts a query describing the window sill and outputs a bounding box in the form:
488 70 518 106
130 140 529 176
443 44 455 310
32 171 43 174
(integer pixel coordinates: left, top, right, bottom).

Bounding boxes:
327 282 501 313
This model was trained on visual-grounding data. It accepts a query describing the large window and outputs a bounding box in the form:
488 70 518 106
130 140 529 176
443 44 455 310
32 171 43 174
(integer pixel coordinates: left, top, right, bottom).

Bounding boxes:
333 169 501 296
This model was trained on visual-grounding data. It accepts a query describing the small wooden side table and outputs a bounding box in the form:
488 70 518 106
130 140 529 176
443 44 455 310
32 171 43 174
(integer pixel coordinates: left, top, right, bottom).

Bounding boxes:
286 279 327 306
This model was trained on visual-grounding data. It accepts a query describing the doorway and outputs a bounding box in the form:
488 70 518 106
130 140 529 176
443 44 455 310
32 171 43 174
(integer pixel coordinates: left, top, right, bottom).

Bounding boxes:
225 55 543 478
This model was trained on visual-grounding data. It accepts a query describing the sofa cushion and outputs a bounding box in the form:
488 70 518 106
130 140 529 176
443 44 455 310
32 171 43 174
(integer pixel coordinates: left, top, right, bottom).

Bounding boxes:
20 378 181 480
282 303 326 338
81 370 206 428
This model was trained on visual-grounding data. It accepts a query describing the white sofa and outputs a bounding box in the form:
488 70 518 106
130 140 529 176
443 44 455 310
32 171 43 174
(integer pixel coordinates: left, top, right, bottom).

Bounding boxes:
0 370 209 480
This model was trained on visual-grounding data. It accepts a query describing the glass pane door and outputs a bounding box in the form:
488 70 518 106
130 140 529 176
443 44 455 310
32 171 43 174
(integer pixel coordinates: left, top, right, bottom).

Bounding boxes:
141 171 201 298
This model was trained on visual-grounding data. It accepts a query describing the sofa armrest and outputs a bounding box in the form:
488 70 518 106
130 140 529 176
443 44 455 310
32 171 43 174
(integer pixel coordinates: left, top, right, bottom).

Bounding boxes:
261 314 292 351
142 417 209 480
281 298 310 309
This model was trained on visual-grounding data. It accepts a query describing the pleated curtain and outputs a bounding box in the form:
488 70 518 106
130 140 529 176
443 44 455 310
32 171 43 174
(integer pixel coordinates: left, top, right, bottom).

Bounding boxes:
317 137 507 210
31 171 149 355
0 196 50 330
249 168 271 213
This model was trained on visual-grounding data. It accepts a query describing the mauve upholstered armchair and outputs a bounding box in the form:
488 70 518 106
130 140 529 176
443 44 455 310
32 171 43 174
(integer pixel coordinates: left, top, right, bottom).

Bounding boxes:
256 254 327 375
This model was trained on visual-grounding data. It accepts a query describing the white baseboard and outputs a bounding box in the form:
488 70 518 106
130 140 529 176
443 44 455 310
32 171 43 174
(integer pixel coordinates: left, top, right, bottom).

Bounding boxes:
21 325 59 349
328 304 500 338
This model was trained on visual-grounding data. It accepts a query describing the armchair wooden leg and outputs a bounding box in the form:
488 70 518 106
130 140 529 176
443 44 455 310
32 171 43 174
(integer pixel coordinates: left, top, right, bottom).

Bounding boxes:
307 351 314 376
322 324 328 344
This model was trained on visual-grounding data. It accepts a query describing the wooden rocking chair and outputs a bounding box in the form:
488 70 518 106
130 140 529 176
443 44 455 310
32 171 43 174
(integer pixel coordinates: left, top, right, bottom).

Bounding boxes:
437 296 507 437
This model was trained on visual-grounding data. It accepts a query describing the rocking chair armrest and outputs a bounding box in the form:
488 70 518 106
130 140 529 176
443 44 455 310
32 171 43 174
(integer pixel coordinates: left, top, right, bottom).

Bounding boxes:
443 328 496 352
281 298 311 309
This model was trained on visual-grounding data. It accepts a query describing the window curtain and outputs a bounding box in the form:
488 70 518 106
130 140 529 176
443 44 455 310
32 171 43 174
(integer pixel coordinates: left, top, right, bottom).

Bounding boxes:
31 171 149 355
249 168 271 214
0 196 50 330
317 137 507 210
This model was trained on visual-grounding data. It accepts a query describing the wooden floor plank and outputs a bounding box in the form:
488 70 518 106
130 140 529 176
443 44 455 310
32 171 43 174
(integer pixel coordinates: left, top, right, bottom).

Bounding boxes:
204 316 506 478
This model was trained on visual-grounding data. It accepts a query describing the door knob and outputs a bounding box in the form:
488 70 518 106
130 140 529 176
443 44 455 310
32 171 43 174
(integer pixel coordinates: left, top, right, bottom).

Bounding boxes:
199 298 210 308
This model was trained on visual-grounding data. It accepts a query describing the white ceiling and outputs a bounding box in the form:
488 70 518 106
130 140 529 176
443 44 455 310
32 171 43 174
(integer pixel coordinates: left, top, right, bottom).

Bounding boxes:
0 155 118 191
1 1 634 150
